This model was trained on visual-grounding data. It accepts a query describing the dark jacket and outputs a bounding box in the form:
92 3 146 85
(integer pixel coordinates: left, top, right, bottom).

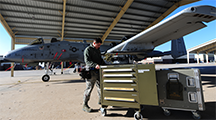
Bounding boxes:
84 44 105 68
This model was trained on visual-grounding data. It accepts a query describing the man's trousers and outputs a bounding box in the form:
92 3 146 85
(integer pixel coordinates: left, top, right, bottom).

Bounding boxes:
83 70 101 103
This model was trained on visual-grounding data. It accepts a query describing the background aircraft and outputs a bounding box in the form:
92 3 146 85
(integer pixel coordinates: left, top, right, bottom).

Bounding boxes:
1 5 216 81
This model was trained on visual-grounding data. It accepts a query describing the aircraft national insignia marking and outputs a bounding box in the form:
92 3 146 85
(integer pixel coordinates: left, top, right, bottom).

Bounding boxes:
70 47 78 52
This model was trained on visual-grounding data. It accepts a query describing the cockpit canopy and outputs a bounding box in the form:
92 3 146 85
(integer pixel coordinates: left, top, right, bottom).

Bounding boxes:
29 38 44 45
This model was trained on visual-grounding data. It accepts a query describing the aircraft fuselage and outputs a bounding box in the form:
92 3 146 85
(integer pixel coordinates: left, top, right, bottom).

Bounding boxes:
3 41 111 63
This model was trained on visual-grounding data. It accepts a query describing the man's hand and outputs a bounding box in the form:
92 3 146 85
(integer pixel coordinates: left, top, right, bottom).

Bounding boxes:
95 64 100 69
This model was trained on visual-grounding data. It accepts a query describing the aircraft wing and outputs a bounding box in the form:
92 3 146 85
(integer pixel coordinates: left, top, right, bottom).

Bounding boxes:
107 5 216 53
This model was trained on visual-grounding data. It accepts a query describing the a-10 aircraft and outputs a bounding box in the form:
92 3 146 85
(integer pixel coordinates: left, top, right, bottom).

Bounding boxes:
1 5 216 82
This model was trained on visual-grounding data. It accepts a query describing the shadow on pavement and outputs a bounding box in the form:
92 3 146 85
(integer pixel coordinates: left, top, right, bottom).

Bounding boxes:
201 76 216 88
102 102 215 120
50 79 85 84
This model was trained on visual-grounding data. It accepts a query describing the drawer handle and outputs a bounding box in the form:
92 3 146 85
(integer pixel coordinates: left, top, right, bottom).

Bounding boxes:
104 87 134 91
104 80 134 83
104 97 135 102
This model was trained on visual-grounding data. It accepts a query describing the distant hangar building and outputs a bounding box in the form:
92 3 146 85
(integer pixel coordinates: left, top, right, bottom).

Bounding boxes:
187 38 216 64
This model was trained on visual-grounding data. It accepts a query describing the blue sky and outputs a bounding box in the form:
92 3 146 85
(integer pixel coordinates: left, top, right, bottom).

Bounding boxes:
0 0 216 55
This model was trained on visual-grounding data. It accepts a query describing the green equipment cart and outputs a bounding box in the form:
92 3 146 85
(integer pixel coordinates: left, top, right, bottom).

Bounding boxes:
99 64 205 120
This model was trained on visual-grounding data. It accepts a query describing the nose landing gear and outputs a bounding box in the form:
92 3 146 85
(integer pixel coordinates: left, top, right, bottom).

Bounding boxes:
42 74 50 82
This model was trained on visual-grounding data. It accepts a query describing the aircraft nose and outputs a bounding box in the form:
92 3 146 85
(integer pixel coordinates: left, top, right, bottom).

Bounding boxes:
3 51 14 62
3 52 9 59
1 57 9 62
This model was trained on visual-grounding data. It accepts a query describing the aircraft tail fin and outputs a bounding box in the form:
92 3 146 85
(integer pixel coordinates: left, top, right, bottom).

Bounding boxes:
171 37 187 59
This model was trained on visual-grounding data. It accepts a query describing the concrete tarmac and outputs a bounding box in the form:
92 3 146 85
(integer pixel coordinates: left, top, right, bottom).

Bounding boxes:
0 65 215 120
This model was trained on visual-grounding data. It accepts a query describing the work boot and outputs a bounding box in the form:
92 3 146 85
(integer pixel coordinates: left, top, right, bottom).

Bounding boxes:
83 103 92 113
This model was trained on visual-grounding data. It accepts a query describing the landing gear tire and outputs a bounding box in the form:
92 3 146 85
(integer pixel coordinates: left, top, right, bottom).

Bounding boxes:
192 111 201 120
42 75 50 82
134 111 143 120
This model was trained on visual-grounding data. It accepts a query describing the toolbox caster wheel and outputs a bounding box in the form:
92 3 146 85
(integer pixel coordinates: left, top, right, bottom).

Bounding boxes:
163 110 171 116
42 75 50 82
100 108 107 116
192 111 201 120
134 111 143 120
54 72 56 75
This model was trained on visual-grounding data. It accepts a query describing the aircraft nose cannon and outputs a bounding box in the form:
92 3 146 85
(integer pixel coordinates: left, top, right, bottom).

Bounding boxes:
0 52 11 63
0 57 9 62
0 59 7 63
3 52 12 62
2 50 21 62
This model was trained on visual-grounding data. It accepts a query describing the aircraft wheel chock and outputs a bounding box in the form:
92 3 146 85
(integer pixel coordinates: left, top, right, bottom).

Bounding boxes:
42 75 50 82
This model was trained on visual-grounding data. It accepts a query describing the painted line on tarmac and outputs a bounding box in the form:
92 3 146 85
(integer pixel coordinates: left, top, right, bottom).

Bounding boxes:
0 77 36 86
0 78 83 86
